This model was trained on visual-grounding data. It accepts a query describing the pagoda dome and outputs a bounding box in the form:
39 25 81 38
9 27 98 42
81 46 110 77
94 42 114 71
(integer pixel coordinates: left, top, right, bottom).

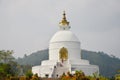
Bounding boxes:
50 30 79 43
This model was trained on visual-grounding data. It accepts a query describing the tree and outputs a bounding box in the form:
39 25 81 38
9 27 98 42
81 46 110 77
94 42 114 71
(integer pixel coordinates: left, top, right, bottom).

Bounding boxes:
0 50 20 79
0 50 14 63
25 70 33 79
0 63 11 79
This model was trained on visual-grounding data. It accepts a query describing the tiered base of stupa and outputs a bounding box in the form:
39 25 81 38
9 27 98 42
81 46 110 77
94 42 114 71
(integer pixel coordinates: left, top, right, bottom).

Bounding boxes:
32 59 99 78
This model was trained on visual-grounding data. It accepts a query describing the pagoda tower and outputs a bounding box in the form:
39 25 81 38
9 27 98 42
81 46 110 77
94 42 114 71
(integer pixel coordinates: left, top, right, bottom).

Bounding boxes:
32 12 99 78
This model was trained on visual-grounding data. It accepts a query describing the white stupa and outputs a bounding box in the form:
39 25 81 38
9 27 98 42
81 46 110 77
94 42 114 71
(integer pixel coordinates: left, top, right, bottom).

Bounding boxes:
32 11 99 78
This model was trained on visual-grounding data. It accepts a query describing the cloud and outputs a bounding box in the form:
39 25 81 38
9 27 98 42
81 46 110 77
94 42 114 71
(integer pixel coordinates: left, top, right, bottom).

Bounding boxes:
0 0 120 58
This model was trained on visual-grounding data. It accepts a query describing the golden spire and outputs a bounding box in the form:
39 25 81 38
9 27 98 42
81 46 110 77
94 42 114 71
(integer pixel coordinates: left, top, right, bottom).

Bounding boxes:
59 11 69 26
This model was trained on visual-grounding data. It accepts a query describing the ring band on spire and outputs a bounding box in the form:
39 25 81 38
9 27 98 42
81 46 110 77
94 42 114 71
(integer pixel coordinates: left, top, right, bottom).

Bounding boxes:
59 11 69 26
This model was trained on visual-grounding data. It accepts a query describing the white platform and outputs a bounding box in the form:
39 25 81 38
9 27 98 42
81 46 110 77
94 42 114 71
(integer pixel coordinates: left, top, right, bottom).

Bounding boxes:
32 59 99 77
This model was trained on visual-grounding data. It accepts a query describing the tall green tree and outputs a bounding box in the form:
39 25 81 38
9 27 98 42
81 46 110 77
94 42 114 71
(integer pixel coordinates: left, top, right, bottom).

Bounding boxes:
0 50 14 63
0 50 22 79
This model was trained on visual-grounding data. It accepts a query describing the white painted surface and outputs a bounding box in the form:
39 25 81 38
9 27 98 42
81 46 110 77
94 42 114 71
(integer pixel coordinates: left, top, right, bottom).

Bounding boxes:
32 24 99 77
50 30 79 43
49 41 81 61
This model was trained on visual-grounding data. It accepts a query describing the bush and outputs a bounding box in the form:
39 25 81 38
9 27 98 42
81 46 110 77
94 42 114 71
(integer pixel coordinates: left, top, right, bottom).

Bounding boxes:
31 73 39 80
25 70 33 79
19 76 28 80
10 77 19 80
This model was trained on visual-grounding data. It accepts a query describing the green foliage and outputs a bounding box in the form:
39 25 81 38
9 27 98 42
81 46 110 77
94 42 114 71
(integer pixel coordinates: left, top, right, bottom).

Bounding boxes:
19 76 29 80
9 77 19 80
31 73 39 80
25 70 33 79
75 70 85 80
0 50 14 63
0 50 32 77
0 50 23 79
60 71 109 80
115 74 120 80
0 63 11 79
16 49 48 66
0 62 20 79
93 71 99 78
82 50 120 77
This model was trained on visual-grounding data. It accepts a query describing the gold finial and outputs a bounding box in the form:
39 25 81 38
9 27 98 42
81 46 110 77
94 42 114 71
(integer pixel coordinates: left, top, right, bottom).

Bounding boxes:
59 11 69 26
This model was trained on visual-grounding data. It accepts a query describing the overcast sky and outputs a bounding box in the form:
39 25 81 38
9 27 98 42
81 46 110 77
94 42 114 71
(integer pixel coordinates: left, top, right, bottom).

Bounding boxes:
0 0 120 58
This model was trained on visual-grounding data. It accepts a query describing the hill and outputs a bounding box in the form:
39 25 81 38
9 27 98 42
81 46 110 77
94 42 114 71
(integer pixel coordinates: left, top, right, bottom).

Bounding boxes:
16 49 120 77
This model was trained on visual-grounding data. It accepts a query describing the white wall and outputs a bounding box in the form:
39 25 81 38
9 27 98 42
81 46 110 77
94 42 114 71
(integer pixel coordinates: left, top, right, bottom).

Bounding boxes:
49 41 81 61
